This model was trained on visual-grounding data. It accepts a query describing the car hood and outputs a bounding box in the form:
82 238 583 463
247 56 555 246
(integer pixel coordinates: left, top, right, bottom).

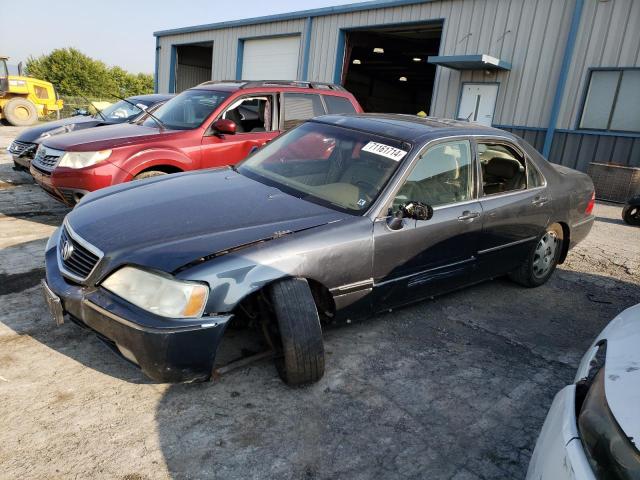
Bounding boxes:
15 116 110 143
593 304 640 449
42 122 180 151
65 168 350 275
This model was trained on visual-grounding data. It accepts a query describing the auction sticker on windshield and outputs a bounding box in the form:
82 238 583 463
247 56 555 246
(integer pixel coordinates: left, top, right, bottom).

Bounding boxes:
362 142 408 161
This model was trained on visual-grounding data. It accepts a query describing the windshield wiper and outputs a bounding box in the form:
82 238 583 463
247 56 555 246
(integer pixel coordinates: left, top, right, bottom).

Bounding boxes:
109 92 167 131
77 92 106 121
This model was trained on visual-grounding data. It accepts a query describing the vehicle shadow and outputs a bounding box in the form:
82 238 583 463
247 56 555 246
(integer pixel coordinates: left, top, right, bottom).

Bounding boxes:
152 268 639 479
0 161 70 226
0 284 153 384
595 215 627 226
0 238 152 384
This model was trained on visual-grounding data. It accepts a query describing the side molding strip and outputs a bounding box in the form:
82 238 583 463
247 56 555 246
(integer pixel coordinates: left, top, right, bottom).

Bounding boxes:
477 236 537 255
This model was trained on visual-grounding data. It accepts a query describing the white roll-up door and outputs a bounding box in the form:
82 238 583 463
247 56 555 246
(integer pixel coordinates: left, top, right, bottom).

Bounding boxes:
242 36 301 80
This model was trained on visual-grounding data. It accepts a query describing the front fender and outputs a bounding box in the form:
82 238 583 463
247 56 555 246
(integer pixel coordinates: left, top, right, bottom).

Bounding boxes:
117 148 195 178
185 254 301 313
175 218 374 315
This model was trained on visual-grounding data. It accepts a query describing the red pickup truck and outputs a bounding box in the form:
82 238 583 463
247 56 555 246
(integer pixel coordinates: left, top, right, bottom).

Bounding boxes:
30 81 362 205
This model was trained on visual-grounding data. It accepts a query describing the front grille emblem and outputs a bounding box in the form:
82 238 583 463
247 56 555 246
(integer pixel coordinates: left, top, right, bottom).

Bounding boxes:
61 240 74 261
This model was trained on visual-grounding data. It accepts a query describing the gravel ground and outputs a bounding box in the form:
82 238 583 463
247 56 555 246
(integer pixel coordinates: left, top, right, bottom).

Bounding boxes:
0 125 638 480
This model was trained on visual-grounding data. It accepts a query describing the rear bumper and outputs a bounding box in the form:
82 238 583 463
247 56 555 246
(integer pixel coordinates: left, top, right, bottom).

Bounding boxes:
44 233 232 383
30 161 128 206
526 385 595 480
570 215 595 249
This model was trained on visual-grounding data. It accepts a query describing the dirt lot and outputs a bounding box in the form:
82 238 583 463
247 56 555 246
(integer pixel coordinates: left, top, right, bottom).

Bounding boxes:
0 125 638 480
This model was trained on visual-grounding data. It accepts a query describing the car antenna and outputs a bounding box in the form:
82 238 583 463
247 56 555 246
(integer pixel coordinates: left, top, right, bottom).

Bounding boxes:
77 92 107 121
108 92 167 131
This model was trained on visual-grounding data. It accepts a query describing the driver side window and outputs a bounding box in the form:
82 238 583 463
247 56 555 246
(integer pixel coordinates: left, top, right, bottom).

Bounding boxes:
393 140 473 209
221 95 274 133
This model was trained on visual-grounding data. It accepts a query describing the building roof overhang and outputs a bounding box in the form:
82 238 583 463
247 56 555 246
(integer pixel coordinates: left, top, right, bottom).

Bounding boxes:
427 54 511 71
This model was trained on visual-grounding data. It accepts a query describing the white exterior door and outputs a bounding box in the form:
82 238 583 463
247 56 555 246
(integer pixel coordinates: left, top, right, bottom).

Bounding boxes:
457 83 499 126
242 36 301 80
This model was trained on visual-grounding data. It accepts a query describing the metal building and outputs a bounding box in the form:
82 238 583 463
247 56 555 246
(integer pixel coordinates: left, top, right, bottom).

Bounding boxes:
154 0 640 200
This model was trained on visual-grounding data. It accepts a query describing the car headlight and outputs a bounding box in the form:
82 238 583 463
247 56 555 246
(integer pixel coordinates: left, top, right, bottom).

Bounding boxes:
578 367 640 478
102 266 209 319
58 150 112 169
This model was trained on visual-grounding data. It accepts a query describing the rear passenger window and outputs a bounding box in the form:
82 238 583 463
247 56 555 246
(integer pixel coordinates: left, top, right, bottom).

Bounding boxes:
323 96 357 114
478 143 526 195
526 160 545 188
283 94 326 130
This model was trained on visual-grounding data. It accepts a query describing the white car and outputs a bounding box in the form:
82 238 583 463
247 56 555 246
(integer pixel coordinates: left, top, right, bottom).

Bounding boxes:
526 304 640 479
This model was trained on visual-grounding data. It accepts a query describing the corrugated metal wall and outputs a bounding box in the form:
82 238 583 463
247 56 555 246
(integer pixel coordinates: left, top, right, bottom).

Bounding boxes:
155 0 640 141
157 18 306 93
557 0 640 129
306 0 574 128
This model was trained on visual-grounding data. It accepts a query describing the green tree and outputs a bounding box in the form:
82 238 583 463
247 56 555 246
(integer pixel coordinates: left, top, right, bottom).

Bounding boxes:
108 66 154 97
26 48 153 98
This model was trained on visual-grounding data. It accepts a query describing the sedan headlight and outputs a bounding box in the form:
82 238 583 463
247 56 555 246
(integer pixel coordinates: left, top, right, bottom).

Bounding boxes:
102 266 209 319
578 367 640 478
58 150 112 169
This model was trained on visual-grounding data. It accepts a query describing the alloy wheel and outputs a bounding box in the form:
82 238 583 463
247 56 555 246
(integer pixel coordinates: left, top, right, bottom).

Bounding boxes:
532 230 559 279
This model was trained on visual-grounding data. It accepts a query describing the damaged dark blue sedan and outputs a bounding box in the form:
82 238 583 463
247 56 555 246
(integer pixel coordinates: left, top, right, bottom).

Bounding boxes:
42 114 595 385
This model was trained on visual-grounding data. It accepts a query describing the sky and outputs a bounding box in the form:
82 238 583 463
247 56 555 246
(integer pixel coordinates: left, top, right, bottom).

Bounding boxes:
0 0 357 74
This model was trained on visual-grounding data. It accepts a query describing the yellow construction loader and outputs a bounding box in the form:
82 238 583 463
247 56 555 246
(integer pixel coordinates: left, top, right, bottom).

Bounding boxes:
0 56 63 126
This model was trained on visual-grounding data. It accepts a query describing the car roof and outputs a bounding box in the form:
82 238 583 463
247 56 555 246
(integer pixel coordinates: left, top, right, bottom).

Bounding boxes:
127 93 174 104
194 80 346 93
312 113 517 144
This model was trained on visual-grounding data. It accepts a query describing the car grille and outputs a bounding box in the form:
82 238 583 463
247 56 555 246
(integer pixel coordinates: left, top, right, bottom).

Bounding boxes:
8 140 37 158
59 225 102 282
32 146 64 174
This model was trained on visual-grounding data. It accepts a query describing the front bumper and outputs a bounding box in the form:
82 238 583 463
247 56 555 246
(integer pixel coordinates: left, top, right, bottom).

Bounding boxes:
44 231 232 382
7 141 37 170
13 155 32 170
30 160 128 206
526 385 595 480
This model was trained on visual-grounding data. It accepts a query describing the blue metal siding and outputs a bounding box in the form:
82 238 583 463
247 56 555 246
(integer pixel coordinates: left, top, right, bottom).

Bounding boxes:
542 0 584 158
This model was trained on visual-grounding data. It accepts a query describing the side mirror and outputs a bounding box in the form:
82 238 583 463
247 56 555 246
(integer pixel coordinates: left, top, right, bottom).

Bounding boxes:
386 201 433 230
74 108 89 116
211 118 236 136
404 201 433 221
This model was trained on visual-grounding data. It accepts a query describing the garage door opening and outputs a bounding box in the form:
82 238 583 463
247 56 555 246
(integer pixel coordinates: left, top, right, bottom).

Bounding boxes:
341 22 443 114
175 42 213 93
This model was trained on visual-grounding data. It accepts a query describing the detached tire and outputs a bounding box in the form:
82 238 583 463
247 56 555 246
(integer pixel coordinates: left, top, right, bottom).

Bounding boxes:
509 224 563 287
3 98 38 126
268 278 325 386
134 170 167 181
622 204 640 226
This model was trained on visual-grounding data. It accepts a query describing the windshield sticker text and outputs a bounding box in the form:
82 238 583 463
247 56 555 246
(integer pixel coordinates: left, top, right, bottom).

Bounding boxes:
362 142 407 161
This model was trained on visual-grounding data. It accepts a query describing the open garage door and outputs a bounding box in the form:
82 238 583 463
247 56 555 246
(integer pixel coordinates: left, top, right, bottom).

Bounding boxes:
242 35 301 80
341 23 443 114
175 42 213 93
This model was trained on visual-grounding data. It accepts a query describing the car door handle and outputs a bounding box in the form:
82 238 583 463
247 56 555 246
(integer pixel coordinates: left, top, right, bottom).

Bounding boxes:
458 211 480 221
532 196 549 206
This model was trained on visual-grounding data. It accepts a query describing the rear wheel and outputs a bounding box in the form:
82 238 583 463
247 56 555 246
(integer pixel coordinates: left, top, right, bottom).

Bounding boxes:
134 170 167 181
509 224 563 287
267 278 325 386
622 204 640 226
3 98 38 126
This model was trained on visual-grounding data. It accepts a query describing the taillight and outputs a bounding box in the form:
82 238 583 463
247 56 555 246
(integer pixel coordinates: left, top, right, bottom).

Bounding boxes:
585 191 595 215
